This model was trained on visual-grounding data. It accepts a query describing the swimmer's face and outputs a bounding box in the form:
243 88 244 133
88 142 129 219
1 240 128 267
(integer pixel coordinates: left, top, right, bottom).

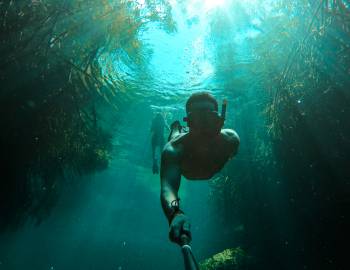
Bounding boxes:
187 101 222 136
188 101 216 113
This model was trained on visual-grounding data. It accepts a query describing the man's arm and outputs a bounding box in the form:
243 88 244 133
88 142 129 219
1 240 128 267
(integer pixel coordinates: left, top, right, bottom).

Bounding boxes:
160 145 182 224
160 144 191 245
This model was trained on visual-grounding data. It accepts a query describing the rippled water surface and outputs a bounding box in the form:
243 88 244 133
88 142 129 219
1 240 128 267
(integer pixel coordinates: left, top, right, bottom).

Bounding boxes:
1 1 348 269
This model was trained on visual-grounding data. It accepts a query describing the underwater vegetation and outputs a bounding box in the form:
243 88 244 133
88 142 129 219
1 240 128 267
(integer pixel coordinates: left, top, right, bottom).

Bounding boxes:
208 1 349 269
200 248 250 270
0 0 175 230
0 0 349 269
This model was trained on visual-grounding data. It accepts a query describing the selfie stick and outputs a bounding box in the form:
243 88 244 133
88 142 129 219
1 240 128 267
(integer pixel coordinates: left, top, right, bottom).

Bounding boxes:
180 234 200 270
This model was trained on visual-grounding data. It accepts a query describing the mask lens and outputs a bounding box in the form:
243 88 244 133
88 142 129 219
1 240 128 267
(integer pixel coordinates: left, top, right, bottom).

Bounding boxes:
190 110 218 126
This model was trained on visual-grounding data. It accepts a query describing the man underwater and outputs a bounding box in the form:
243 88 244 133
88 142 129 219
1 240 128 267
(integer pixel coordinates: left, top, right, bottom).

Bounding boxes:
160 92 240 245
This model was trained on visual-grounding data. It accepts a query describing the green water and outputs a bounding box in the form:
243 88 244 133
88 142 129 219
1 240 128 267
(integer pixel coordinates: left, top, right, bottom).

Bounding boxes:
0 1 349 269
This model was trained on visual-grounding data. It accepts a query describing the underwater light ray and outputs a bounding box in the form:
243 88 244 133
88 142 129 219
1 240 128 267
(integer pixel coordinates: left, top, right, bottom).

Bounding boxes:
204 0 226 10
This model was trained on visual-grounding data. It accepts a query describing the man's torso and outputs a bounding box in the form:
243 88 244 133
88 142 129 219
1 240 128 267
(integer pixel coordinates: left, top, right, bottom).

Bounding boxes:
169 129 238 180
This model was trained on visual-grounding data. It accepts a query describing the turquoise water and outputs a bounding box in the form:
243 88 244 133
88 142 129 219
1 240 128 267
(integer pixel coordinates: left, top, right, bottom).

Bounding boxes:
0 1 349 269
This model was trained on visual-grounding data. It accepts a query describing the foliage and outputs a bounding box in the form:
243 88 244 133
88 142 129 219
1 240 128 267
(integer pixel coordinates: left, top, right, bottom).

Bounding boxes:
0 0 175 230
257 0 350 208
208 1 349 269
200 248 250 270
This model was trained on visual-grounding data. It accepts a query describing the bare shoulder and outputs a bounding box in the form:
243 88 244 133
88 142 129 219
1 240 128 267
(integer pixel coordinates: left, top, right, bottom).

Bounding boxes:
162 134 186 161
220 129 240 157
221 129 240 145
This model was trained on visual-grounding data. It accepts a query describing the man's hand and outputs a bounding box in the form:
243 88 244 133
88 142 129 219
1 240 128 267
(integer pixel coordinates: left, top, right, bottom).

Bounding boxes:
169 213 191 245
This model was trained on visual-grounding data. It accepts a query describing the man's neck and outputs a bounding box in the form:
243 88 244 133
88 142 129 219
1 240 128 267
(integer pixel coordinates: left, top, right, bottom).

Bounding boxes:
188 131 217 144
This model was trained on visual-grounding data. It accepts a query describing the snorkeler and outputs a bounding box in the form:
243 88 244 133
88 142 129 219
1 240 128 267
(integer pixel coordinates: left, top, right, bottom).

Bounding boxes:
151 112 168 174
160 92 240 245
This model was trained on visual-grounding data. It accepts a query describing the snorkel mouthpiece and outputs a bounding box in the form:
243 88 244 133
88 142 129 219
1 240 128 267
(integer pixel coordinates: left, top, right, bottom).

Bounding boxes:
221 99 227 120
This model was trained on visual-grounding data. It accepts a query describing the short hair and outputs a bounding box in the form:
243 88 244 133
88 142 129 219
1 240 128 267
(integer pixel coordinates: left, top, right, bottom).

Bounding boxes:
186 92 218 113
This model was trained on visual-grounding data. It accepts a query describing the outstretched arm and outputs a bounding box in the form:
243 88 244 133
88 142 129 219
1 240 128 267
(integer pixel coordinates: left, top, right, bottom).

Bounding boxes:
160 147 182 223
160 145 191 245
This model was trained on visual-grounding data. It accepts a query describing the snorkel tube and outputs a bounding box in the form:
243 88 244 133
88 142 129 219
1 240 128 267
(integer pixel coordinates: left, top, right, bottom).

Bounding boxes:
221 99 227 120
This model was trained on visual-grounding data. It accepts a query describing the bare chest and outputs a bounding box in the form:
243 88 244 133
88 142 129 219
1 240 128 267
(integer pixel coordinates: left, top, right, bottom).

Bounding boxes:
180 143 228 180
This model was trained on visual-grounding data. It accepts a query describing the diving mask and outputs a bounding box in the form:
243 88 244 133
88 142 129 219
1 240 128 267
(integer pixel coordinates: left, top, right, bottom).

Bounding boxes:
183 99 227 136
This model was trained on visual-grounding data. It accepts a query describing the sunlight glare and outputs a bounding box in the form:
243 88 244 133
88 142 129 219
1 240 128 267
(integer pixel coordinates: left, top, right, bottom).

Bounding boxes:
204 0 226 10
